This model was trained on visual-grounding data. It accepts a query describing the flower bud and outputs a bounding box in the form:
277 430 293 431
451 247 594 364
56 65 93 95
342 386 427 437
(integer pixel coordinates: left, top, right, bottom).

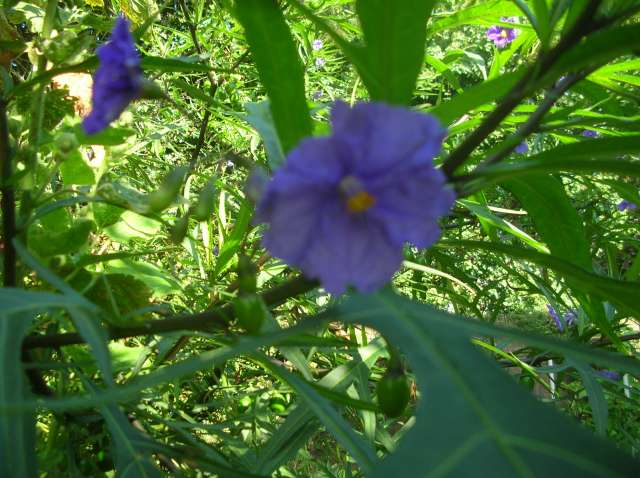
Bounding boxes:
148 165 189 212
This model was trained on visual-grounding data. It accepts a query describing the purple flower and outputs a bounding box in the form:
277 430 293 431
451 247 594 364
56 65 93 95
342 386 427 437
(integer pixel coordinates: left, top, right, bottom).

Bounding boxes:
83 16 143 134
563 309 577 327
312 39 323 51
617 199 638 211
582 129 598 138
515 141 528 153
315 57 326 68
597 370 621 381
547 304 564 332
486 17 518 48
255 101 455 294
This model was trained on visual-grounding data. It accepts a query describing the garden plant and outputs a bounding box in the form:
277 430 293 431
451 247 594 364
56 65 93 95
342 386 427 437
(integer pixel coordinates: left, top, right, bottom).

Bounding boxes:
1 0 640 476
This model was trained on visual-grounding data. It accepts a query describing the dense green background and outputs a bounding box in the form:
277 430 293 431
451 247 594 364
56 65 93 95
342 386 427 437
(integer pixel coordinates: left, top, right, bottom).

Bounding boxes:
1 0 639 476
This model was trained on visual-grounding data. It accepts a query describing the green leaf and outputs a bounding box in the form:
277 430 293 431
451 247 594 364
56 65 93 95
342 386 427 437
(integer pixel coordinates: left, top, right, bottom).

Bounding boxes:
428 0 522 33
233 0 312 153
103 259 182 298
571 360 609 437
257 357 378 473
437 240 640 317
355 0 436 104
458 199 549 253
329 291 639 477
74 125 135 146
13 241 114 383
503 176 591 270
0 309 37 478
545 24 640 82
244 100 285 167
428 71 523 125
59 150 95 185
256 339 387 475
83 380 163 478
503 175 621 345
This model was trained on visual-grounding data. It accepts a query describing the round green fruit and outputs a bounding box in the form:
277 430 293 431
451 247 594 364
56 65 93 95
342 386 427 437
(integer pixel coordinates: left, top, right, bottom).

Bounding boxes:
377 372 411 418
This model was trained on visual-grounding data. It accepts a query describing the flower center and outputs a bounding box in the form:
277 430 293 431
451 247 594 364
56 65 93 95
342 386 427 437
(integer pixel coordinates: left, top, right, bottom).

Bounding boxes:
499 29 508 38
339 176 376 213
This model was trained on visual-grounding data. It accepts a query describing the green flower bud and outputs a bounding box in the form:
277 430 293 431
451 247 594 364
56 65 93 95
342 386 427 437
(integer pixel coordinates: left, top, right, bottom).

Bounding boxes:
148 165 188 212
170 214 190 244
377 371 411 418
233 294 268 334
192 180 216 221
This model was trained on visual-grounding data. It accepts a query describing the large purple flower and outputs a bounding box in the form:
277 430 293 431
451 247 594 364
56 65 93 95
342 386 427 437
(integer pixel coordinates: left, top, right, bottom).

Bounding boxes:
83 16 143 134
255 101 455 294
486 17 518 48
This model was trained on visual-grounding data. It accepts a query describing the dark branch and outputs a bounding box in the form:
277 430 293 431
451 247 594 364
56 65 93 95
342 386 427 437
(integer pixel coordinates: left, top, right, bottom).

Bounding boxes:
441 0 603 177
22 276 319 350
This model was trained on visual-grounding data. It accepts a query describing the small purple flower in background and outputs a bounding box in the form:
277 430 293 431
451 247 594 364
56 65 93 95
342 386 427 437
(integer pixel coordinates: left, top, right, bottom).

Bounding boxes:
597 370 621 381
315 57 326 68
312 39 323 51
618 199 638 211
255 101 455 294
83 16 143 134
486 17 518 48
312 90 323 101
515 141 528 153
563 309 577 327
582 129 599 138
547 304 564 332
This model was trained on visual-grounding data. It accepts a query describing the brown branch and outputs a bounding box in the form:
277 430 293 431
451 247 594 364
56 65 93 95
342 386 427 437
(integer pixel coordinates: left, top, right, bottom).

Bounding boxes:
22 276 318 350
0 99 16 286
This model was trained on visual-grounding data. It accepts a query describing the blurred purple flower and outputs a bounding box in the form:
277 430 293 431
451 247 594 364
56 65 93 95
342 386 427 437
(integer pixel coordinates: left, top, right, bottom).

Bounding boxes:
563 309 577 327
312 90 323 101
547 304 564 332
486 17 518 48
582 129 598 138
312 39 323 51
255 101 455 294
597 370 621 381
315 57 326 68
515 141 528 153
83 16 143 134
618 199 638 211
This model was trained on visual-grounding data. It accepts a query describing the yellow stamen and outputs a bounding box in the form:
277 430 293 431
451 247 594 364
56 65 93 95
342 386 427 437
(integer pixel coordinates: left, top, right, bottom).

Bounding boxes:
347 191 376 213
500 30 508 38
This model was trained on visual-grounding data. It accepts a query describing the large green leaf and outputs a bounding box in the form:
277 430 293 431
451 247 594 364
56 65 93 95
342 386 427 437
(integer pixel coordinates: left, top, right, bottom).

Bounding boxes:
0 309 38 478
233 0 312 153
355 0 436 104
329 291 639 477
503 176 591 271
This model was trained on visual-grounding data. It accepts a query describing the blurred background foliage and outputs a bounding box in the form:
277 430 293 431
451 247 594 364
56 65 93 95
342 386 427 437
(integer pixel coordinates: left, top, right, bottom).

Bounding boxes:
1 0 640 476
